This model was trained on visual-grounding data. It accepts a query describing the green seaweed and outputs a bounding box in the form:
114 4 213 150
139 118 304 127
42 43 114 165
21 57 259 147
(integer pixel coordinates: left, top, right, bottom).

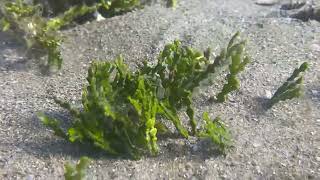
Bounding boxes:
39 33 248 159
38 113 68 140
40 57 161 158
216 32 250 103
0 17 10 31
166 0 177 8
64 157 91 180
268 62 309 108
198 112 231 154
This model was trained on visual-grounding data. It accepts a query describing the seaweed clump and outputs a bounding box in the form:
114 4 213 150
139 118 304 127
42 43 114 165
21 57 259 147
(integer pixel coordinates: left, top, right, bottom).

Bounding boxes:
39 32 249 159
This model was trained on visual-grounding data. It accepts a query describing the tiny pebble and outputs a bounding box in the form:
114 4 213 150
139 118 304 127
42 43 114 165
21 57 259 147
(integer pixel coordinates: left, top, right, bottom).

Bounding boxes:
311 90 319 96
253 142 262 148
265 90 273 99
185 163 192 170
255 165 262 174
26 175 34 180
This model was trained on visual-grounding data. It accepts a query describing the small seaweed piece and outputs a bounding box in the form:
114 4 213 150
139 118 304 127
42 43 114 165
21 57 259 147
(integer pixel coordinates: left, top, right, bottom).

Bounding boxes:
0 17 11 31
45 4 98 31
38 112 68 140
108 0 140 12
216 33 250 103
64 157 91 180
166 0 177 8
268 62 309 108
4 0 37 18
198 112 231 154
